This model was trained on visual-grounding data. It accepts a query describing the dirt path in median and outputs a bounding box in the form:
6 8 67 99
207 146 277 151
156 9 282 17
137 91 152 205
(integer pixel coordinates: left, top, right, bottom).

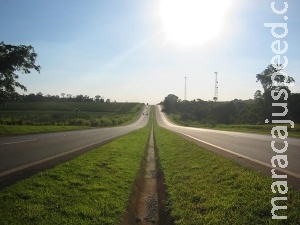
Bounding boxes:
135 127 158 224
121 126 172 225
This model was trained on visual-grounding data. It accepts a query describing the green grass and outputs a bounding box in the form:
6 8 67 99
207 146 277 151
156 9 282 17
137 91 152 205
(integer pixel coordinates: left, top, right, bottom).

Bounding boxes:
0 116 151 224
154 123 300 224
0 102 139 112
208 124 300 138
0 125 89 135
168 113 300 138
0 103 144 135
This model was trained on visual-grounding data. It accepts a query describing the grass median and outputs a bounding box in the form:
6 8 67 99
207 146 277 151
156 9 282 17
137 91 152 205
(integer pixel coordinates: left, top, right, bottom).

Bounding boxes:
154 123 300 225
0 118 151 224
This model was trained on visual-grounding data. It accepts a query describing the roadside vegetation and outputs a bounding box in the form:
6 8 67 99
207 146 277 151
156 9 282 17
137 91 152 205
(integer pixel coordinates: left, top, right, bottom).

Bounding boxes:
0 125 87 136
154 122 300 224
1 106 299 224
0 113 151 224
160 64 299 137
167 113 300 137
0 102 143 135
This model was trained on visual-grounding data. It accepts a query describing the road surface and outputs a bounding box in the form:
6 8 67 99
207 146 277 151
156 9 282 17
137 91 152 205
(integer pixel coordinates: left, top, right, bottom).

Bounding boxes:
0 106 150 184
1 105 299 189
155 105 300 189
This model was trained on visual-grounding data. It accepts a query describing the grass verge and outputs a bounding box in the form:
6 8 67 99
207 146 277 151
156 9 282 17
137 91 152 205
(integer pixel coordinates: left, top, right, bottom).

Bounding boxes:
0 119 151 224
0 125 89 136
168 113 300 138
0 103 144 136
154 123 300 224
0 104 144 136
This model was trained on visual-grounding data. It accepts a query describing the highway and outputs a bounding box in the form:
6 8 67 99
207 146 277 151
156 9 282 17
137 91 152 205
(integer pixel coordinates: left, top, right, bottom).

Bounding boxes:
0 106 150 180
155 105 300 188
1 104 299 189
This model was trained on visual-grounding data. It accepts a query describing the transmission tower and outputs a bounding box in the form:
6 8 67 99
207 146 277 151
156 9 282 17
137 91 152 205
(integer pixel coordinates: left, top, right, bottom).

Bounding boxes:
213 72 218 102
184 76 187 101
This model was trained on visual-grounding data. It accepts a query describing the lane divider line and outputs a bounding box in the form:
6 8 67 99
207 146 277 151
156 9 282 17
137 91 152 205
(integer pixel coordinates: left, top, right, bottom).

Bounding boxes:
2 139 37 145
174 130 300 179
0 110 150 178
0 136 122 178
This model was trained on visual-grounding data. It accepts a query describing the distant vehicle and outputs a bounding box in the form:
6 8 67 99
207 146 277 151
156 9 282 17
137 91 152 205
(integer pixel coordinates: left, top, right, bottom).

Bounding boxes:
143 113 145 115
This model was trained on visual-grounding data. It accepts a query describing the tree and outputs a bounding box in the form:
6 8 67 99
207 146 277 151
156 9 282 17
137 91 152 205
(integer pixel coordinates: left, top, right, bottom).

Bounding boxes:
95 95 101 102
162 94 179 113
256 64 294 93
75 94 84 102
256 64 295 121
254 90 262 100
288 93 300 123
0 42 41 105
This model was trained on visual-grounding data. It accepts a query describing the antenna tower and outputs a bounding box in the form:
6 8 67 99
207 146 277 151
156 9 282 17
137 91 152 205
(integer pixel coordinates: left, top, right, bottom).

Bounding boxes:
213 72 218 102
184 76 187 101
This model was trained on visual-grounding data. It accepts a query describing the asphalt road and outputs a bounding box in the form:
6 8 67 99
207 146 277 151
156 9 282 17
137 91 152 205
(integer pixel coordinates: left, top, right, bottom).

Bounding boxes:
155 105 300 188
0 106 150 178
1 104 299 189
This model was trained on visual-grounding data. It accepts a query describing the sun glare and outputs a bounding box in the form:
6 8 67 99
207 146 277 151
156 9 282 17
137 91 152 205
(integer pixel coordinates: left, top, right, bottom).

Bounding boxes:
160 0 232 47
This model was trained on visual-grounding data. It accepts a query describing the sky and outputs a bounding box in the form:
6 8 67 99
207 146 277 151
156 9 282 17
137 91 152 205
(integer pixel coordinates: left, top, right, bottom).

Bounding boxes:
1 0 299 104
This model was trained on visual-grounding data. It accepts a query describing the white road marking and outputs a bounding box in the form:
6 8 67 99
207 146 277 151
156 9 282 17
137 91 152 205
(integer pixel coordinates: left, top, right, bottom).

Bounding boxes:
223 134 240 138
2 139 37 145
156 105 300 179
175 130 300 179
0 136 121 177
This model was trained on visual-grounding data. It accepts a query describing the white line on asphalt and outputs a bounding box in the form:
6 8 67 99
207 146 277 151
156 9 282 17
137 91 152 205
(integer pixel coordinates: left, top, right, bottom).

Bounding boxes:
0 136 120 177
175 131 300 179
2 139 37 145
223 134 240 138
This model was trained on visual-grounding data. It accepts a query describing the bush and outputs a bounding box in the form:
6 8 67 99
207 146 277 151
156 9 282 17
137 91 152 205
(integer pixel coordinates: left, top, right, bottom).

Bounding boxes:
90 119 99 127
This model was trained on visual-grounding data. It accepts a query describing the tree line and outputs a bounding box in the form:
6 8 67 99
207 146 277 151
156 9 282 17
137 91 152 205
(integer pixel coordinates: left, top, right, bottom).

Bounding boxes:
162 64 299 125
14 93 111 103
161 94 300 125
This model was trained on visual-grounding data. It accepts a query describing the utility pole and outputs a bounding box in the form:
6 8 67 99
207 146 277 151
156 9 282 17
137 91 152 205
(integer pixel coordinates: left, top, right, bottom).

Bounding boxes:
184 76 187 101
213 72 218 102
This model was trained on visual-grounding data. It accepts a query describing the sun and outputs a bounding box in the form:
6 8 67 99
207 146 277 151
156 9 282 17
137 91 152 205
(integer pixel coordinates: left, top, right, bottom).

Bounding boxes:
160 0 232 47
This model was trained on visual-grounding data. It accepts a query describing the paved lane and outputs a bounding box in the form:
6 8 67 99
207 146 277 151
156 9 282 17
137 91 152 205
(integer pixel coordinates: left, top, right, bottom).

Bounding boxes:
155 105 300 181
0 106 150 177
